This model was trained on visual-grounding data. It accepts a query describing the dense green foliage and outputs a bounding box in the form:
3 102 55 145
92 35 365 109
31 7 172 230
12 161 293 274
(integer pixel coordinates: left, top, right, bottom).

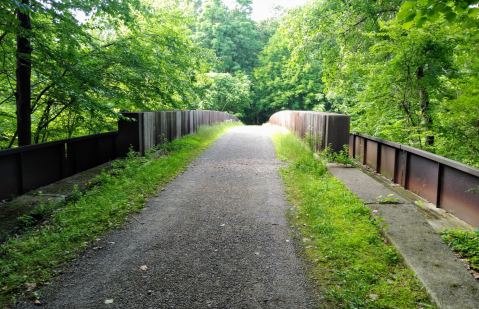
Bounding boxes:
271 128 435 308
0 0 211 148
278 0 479 166
194 0 261 74
442 228 479 271
194 72 251 118
2 0 479 166
396 0 479 28
250 31 327 123
0 121 241 306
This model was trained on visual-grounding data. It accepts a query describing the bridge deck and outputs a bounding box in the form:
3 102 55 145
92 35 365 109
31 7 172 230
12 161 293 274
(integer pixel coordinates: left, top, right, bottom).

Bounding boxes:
18 126 316 308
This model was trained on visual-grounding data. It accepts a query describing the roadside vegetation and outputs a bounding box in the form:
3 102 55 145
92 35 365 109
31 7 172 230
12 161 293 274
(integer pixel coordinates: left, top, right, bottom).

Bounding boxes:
0 121 241 307
441 228 479 275
272 129 435 309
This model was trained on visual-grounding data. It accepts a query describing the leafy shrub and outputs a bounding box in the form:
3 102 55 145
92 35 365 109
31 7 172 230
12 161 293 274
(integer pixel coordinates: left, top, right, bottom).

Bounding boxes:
442 228 479 270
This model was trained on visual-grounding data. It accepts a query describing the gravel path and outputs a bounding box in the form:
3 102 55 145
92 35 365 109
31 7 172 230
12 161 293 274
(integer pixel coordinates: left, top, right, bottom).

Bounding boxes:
18 126 317 309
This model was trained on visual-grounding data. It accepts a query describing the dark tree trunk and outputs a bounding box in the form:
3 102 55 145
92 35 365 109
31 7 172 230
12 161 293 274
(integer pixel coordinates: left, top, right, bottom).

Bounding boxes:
16 0 32 146
7 131 18 149
417 67 434 147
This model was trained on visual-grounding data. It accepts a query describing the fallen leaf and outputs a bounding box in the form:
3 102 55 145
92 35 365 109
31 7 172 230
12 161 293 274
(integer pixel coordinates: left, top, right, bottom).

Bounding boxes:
220 224 225 227
105 299 114 304
2 286 7 291
302 238 311 242
369 294 378 301
25 283 36 291
254 252 260 255
305 246 313 249
474 274 479 279
140 265 148 271
109 242 115 245
93 246 103 250
302 223 307 226
34 299 41 305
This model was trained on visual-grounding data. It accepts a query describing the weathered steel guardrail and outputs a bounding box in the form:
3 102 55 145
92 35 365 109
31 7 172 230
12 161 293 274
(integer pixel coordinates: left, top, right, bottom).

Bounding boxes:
350 133 479 227
0 132 118 202
269 110 479 227
117 110 237 156
269 110 350 153
0 110 238 201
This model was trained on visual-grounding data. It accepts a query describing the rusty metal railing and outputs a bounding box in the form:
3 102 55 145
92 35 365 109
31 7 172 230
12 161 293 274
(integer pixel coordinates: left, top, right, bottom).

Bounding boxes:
350 133 479 227
0 110 238 202
269 111 350 153
0 132 118 201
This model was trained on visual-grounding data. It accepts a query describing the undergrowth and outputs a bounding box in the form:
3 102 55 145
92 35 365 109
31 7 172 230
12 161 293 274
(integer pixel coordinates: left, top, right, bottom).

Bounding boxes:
441 228 479 271
272 130 435 309
0 121 241 307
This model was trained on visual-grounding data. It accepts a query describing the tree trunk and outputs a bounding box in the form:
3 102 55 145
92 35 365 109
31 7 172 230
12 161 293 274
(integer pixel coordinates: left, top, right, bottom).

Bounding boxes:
16 0 32 146
7 131 18 149
417 67 434 147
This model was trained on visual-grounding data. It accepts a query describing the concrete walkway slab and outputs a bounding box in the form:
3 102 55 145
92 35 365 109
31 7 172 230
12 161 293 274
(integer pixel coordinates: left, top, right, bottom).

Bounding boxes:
328 163 479 309
0 162 114 243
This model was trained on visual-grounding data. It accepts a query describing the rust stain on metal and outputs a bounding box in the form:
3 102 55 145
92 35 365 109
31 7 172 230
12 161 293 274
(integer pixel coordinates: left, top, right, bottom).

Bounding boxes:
366 140 378 171
379 145 396 181
440 166 479 227
406 153 439 205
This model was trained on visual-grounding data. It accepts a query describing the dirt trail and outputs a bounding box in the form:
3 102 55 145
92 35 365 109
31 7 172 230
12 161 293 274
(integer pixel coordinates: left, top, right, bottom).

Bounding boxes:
18 126 316 309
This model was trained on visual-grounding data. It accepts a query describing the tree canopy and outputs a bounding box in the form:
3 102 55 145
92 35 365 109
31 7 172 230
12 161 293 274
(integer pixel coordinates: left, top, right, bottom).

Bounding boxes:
277 0 479 166
1 0 479 167
0 0 211 147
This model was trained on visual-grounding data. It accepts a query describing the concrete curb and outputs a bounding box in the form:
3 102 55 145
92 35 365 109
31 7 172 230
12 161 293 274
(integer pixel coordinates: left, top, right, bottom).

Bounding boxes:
0 162 115 243
327 163 479 309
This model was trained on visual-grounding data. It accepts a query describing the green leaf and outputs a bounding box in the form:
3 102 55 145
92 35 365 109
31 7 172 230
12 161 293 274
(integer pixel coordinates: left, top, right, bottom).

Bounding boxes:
445 11 457 22
429 11 442 22
427 0 436 5
467 8 479 18
401 1 416 11
455 6 466 14
459 1 470 9
405 11 418 23
397 8 411 21
434 3 446 14
417 16 429 27
397 1 415 20
402 20 415 29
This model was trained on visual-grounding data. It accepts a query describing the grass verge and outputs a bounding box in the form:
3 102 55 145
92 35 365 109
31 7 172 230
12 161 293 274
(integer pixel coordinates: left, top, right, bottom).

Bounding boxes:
441 228 479 273
0 121 242 307
272 130 436 309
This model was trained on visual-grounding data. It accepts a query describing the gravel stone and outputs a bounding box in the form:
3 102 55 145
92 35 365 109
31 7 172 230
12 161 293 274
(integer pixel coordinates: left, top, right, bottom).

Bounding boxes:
17 126 317 309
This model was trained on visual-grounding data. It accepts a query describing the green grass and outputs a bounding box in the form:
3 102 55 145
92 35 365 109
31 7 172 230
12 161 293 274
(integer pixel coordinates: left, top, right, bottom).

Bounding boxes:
272 130 436 309
0 121 242 307
441 228 479 271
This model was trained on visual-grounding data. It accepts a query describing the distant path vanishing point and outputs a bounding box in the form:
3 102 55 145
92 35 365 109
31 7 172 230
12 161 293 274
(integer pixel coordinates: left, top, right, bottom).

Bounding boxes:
19 126 317 309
